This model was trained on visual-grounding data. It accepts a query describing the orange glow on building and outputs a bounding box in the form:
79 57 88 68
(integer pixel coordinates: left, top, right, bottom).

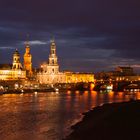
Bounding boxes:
24 41 32 76
0 49 26 80
37 40 94 84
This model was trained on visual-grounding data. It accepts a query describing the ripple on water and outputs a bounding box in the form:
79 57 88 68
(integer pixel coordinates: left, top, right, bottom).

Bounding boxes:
0 91 138 140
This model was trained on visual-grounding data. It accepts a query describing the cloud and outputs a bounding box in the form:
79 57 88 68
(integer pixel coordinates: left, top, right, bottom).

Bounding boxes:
0 46 15 50
0 0 139 72
23 40 49 45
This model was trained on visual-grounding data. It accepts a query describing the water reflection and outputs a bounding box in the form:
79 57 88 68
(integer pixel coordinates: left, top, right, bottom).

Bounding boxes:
0 91 139 140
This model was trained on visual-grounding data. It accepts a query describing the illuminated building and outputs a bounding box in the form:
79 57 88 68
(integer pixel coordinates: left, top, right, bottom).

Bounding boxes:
37 40 66 84
115 76 140 81
0 49 26 80
115 66 134 76
37 40 94 84
12 49 23 69
23 41 32 77
95 66 139 82
65 72 94 83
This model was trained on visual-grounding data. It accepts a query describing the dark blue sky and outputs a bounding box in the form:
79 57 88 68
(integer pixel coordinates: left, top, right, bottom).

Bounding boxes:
0 0 140 72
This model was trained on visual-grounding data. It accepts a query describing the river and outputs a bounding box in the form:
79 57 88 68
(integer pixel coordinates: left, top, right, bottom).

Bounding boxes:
0 91 139 140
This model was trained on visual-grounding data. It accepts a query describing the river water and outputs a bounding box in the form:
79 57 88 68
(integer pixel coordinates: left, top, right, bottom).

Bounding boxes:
0 91 139 140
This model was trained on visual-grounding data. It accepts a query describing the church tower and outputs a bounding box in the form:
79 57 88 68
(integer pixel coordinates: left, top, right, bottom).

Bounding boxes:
12 49 22 69
24 41 32 76
47 39 59 74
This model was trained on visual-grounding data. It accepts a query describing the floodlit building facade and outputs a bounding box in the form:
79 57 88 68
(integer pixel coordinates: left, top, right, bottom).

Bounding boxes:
37 40 66 84
65 72 94 83
0 49 26 80
37 40 94 84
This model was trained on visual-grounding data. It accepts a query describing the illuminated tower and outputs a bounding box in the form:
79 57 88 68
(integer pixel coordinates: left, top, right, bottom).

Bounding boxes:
12 49 22 69
24 41 32 76
47 39 59 74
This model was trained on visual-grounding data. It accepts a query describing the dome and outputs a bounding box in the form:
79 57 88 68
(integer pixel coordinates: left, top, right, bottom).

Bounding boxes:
14 49 20 56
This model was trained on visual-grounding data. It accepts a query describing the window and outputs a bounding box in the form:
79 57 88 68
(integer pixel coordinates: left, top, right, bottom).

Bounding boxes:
52 50 55 54
52 59 54 64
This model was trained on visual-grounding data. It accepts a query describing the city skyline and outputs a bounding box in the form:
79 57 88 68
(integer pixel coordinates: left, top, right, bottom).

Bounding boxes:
0 0 140 72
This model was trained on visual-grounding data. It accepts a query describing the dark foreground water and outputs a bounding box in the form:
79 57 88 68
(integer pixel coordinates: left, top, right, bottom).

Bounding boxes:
0 91 139 140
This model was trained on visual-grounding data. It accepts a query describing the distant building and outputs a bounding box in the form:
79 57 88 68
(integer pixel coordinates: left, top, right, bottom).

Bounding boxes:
0 49 26 80
115 76 140 81
115 66 134 76
37 40 94 84
112 66 136 81
24 41 33 77
95 66 136 81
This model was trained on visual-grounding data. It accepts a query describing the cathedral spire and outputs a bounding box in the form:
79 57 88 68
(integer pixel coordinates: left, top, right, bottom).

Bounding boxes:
47 39 59 74
50 38 56 55
51 35 55 42
26 34 30 43
25 35 30 48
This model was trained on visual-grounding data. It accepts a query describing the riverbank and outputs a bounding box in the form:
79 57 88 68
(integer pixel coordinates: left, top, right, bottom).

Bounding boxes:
65 100 140 140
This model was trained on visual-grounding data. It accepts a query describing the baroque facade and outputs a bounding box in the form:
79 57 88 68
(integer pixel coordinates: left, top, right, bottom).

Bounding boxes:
0 49 26 80
65 72 94 83
37 40 66 84
37 40 94 84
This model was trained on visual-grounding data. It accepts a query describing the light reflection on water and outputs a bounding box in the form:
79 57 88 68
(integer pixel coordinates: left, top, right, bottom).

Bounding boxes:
0 91 139 140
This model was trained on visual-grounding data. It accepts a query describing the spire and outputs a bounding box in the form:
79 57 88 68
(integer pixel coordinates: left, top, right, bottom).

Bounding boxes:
50 38 56 55
25 34 30 47
26 34 30 42
51 35 55 42
48 37 58 65
50 37 56 46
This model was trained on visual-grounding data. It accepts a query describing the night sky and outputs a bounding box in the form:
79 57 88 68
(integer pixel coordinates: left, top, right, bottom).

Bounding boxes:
0 0 140 72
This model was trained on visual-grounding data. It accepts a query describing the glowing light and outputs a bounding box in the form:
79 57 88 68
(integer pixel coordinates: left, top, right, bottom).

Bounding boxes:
106 84 113 90
14 83 19 89
55 88 59 92
90 83 95 90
